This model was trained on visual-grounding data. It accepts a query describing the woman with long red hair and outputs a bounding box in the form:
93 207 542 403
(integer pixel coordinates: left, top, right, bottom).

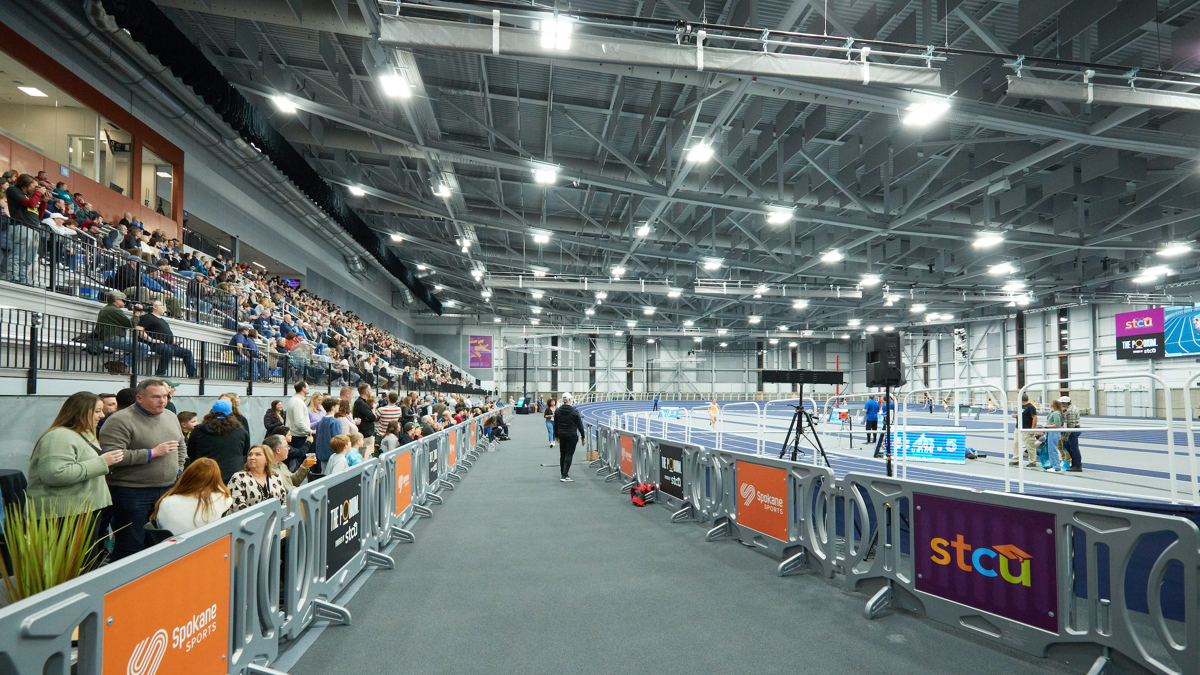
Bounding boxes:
150 458 232 534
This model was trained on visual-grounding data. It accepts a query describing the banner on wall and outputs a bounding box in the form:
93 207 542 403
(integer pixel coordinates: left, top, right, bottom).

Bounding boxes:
1116 307 1165 359
103 537 231 675
914 493 1058 633
468 335 493 369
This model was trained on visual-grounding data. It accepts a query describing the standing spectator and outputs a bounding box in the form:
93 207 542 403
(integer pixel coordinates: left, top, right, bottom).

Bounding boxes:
96 393 118 432
377 392 403 431
379 421 402 454
324 435 351 476
306 392 326 428
178 411 197 441
95 291 143 375
99 379 187 560
552 393 585 483
263 434 313 492
1011 393 1039 467
353 383 378 454
187 399 251 483
1061 396 1082 472
149 458 232 534
162 380 180 413
4 174 45 284
652 395 659 412
218 392 251 431
863 395 880 444
1041 399 1065 473
27 392 125 562
137 300 197 378
312 399 342 469
286 382 313 464
544 398 557 448
227 446 287 511
334 399 357 436
264 400 285 434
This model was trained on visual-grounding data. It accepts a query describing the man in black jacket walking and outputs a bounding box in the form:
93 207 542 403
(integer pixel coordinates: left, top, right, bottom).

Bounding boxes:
553 393 585 482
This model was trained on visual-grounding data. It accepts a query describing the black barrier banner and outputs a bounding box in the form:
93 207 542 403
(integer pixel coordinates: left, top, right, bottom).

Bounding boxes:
428 442 440 485
326 478 362 578
658 442 684 500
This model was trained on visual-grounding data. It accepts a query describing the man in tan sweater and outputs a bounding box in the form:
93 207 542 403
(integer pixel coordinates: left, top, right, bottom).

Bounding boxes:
99 379 187 560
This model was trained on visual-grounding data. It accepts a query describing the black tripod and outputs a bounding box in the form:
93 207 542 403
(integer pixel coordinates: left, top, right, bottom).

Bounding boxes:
778 384 833 470
871 385 896 477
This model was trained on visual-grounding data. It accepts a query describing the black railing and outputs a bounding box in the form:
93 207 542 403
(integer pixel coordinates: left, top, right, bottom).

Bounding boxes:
181 227 225 259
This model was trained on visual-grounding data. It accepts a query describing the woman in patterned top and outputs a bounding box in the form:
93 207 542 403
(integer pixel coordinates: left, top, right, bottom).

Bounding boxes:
227 445 287 511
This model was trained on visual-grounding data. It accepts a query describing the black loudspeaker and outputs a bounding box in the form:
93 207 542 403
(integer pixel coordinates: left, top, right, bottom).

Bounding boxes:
865 332 906 388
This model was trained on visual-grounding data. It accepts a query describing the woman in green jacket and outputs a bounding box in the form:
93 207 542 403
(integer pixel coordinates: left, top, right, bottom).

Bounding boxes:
27 392 126 557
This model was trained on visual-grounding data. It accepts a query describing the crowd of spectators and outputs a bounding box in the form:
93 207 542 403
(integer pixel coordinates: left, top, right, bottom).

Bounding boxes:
25 379 510 567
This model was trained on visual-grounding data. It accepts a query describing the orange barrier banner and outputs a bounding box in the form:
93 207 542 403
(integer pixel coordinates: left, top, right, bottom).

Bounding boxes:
736 461 788 541
103 536 231 675
620 435 634 476
449 429 457 466
395 453 412 516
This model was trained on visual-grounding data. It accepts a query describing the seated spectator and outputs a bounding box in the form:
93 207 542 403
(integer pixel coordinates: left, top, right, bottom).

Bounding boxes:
345 432 368 466
227 446 287 511
26 392 125 565
187 399 251 483
379 421 401 454
229 324 268 381
137 300 197 378
324 434 351 476
150 457 232 534
95 290 143 375
420 414 436 437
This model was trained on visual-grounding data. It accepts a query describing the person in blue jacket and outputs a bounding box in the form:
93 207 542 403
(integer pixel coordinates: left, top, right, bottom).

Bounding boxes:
863 395 880 444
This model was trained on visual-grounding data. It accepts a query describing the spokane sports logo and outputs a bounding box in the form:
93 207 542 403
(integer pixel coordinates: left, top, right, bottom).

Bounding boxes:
740 482 756 506
127 629 168 675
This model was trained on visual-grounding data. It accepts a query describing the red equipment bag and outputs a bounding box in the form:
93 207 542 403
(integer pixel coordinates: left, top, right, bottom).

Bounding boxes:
630 483 655 507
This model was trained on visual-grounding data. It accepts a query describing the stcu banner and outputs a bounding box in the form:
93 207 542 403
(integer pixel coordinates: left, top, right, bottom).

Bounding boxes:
914 493 1058 633
394 452 412 516
735 461 787 541
1115 307 1164 359
658 443 684 500
103 537 231 675
326 477 363 578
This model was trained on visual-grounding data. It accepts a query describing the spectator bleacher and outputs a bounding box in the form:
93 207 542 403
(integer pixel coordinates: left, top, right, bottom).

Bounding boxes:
0 170 484 394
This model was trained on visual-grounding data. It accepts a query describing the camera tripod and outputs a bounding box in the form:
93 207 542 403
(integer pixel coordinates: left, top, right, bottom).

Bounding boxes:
778 384 833 470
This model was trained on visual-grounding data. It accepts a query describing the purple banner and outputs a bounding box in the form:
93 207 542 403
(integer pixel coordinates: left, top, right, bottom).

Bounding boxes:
914 493 1058 633
468 335 492 369
1116 307 1164 338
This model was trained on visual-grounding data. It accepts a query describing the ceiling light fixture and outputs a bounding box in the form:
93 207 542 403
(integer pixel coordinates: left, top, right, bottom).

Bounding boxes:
643 307 655 315
685 143 714 163
271 95 297 113
860 274 881 287
585 308 595 316
533 233 550 244
611 266 626 277
766 208 793 225
531 291 544 299
667 289 681 298
627 321 637 328
1157 242 1193 257
647 339 655 344
883 325 895 332
379 74 411 98
531 307 542 314
694 337 703 343
434 284 444 291
1002 281 1026 291
848 319 862 328
702 258 722 270
530 318 540 325
789 341 798 347
683 320 694 327
910 304 927 313
748 316 762 324
718 328 728 335
769 338 779 345
481 290 492 299
471 269 484 280
534 168 558 184
251 261 265 269
493 317 502 323
866 325 880 333
720 342 728 347
756 284 770 294
444 299 455 307
155 171 171 178
532 269 547 277
595 291 607 300
636 224 651 237
988 262 1016 275
778 325 790 331
974 232 1005 249
793 299 809 309
348 186 366 197
434 183 451 198
18 86 47 97
841 334 850 340
539 16 573 50
390 233 403 242
902 99 951 126
821 249 844 262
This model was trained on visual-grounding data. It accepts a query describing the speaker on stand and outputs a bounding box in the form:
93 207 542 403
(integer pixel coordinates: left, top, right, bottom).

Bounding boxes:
866 332 906 477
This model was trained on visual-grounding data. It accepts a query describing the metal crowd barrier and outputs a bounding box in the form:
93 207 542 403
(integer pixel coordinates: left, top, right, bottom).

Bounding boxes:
0 406 511 674
595 421 1200 675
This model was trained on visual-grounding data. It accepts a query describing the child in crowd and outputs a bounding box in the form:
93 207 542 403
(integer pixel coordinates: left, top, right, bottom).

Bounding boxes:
325 434 351 476
178 411 198 440
345 432 371 467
